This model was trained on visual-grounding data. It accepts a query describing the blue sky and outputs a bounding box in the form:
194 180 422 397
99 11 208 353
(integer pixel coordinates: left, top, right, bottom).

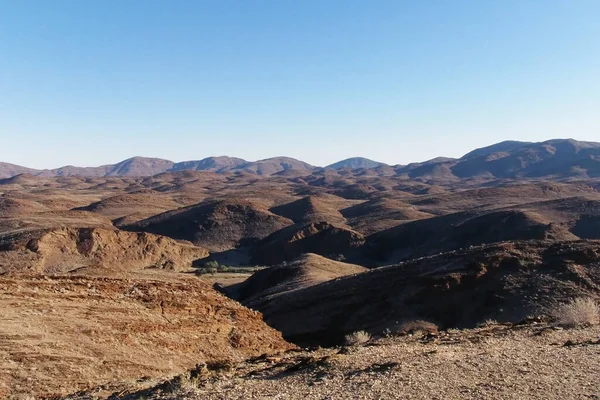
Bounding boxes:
1 0 599 168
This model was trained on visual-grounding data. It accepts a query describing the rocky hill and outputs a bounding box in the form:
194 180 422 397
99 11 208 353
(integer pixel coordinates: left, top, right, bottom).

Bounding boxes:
125 199 293 251
228 253 367 304
0 275 293 398
251 221 366 265
366 195 600 264
0 227 209 275
239 240 600 345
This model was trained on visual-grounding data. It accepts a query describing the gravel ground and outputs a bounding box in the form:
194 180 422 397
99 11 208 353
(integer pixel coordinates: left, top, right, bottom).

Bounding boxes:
101 323 600 400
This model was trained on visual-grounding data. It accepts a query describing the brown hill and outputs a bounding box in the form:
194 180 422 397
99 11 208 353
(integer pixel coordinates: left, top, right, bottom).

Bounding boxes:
332 183 380 199
251 221 366 265
0 275 292 398
0 227 209 276
367 195 600 264
270 195 346 225
0 196 50 216
0 210 114 238
77 192 181 225
414 182 597 213
228 253 367 304
126 199 293 251
243 240 600 345
341 198 433 234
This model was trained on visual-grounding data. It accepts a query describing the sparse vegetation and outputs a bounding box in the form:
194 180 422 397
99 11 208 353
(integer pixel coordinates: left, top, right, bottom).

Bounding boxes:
176 370 201 391
204 260 220 269
478 319 499 328
194 262 265 276
551 298 600 327
344 330 371 346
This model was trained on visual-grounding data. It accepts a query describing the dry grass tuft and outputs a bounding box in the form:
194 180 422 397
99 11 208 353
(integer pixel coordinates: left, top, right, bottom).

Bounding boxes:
344 330 371 346
176 370 201 390
477 319 499 328
552 298 600 328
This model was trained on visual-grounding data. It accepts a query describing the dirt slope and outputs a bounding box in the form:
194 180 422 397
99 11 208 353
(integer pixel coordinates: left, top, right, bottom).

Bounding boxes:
0 275 293 398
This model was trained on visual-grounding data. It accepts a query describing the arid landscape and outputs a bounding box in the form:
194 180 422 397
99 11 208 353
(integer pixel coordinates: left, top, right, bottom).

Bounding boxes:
2 139 600 399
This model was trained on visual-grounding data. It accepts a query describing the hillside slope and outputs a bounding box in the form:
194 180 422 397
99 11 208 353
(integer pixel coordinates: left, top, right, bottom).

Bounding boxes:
0 275 293 398
126 200 293 251
229 253 367 303
244 240 600 345
0 227 209 275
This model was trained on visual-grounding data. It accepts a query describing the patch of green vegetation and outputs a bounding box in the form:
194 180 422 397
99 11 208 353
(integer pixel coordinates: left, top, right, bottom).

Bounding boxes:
194 260 265 275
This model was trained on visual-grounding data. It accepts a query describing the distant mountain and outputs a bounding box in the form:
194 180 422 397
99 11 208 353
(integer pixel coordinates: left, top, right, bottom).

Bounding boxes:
460 141 532 159
106 157 175 176
326 157 387 170
395 139 600 182
172 156 247 173
2 138 600 179
42 157 175 178
237 157 315 176
0 156 314 178
0 163 39 179
450 139 600 179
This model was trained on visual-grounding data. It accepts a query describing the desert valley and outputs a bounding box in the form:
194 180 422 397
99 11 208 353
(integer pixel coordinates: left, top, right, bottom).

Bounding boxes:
1 139 600 399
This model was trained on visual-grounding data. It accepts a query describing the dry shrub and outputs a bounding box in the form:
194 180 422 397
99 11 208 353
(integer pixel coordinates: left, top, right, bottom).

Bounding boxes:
477 319 499 328
344 330 371 346
552 298 599 327
176 370 201 391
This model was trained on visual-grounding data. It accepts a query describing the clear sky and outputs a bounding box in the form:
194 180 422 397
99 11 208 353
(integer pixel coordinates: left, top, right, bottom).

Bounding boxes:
1 0 599 168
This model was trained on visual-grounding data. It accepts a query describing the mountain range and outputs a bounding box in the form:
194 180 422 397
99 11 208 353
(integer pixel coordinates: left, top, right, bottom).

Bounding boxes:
2 138 600 180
